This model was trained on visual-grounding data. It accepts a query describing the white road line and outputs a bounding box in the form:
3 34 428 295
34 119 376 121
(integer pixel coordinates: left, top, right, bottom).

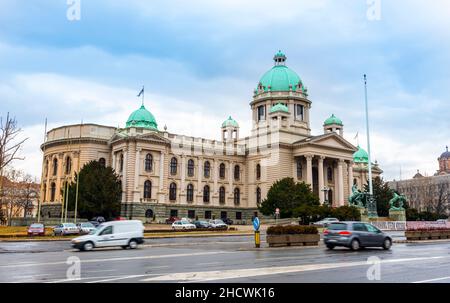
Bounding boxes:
0 251 232 269
85 274 160 283
197 262 223 266
413 276 450 283
142 256 447 282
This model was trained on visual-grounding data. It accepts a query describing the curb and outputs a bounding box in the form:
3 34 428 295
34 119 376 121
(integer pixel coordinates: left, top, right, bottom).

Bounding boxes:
394 239 450 244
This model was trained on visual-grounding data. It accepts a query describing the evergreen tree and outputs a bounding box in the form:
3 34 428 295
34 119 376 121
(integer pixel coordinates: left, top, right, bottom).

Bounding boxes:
364 177 393 217
67 160 122 220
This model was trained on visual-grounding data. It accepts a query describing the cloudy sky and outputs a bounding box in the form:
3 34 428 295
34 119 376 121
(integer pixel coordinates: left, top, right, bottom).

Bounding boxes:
1 0 449 181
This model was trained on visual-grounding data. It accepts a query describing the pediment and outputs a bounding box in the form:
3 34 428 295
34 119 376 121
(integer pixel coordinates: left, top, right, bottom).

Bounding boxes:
294 133 357 152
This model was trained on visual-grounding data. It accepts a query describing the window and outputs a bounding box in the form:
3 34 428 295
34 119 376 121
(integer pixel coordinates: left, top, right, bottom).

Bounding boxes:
203 185 210 203
42 184 47 201
204 161 211 178
220 211 227 219
99 226 113 236
169 183 177 201
170 209 178 217
353 223 368 232
65 157 72 175
327 167 333 181
120 154 124 172
145 154 153 172
256 164 261 180
145 209 154 218
219 163 226 179
234 188 240 205
205 211 212 220
170 157 178 175
219 186 226 204
236 212 242 220
50 182 56 201
53 158 58 176
187 184 194 202
295 104 304 121
296 160 303 179
257 105 266 121
365 224 381 233
44 160 49 177
188 210 195 219
187 159 195 177
144 180 152 199
234 165 240 181
256 187 261 205
99 157 106 167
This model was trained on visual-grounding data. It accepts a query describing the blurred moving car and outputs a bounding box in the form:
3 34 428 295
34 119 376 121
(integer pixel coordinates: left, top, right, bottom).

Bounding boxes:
71 220 145 251
27 223 45 236
323 222 392 251
222 218 233 225
312 217 339 227
165 216 181 224
208 219 228 229
89 216 106 227
172 220 196 230
192 220 211 228
53 223 79 236
76 222 96 234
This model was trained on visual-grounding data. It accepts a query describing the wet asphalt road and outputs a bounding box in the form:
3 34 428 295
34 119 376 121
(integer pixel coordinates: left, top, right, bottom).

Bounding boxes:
1 232 450 283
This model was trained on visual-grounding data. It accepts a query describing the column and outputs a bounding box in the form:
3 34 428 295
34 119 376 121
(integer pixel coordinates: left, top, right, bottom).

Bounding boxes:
348 160 354 194
213 159 218 195
197 157 203 194
305 154 313 187
122 149 128 202
112 152 116 171
318 156 325 204
56 153 64 202
338 159 345 206
133 148 141 202
159 152 165 191
229 161 234 197
181 155 186 193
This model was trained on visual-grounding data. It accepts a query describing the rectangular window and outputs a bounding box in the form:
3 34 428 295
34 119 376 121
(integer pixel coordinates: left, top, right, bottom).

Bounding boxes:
257 105 266 122
188 210 195 219
220 211 227 219
205 211 212 220
295 104 304 121
236 212 242 220
170 209 178 217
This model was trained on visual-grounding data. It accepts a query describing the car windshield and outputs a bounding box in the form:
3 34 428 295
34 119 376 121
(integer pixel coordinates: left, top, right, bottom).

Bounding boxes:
88 228 98 235
30 224 43 228
328 223 348 230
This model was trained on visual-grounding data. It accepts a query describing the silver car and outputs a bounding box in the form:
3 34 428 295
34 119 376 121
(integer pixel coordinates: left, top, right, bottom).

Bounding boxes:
312 217 339 227
76 222 97 234
53 223 80 236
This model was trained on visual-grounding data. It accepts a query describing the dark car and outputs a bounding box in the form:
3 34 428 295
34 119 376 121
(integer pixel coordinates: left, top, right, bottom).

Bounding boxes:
221 218 233 225
27 223 45 236
193 220 211 228
89 216 106 227
323 222 392 251
165 216 181 224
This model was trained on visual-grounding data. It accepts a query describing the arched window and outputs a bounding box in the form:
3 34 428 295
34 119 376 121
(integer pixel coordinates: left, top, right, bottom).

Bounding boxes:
204 161 211 178
297 160 302 179
234 165 240 181
42 184 47 202
327 167 333 181
144 180 152 199
45 160 49 177
187 159 195 177
99 157 106 167
65 157 72 175
187 184 194 202
120 154 124 172
328 189 333 205
256 164 261 180
233 188 240 205
145 154 153 172
203 185 210 203
145 209 154 218
219 186 226 204
219 163 226 179
170 157 178 175
53 158 58 176
256 187 261 205
169 183 177 201
50 182 56 202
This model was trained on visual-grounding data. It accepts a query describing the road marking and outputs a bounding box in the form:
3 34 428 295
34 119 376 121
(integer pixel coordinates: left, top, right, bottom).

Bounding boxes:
413 276 450 283
143 256 447 282
0 251 232 269
197 262 223 266
85 274 160 283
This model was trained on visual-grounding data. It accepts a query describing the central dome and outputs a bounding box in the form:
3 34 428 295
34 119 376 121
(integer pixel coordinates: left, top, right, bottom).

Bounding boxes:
353 146 369 163
256 51 305 93
126 105 158 130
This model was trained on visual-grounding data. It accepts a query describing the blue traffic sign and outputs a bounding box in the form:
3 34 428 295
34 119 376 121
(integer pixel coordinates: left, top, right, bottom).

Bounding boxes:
253 217 260 231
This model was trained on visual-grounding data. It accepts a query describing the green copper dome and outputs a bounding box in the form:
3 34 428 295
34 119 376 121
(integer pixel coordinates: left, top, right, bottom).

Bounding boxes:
222 116 239 128
126 105 158 130
256 51 306 93
324 114 343 126
353 146 369 163
270 103 289 113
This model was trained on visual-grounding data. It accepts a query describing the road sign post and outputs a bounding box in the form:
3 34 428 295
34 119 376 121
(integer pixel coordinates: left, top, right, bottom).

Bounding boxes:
253 217 261 248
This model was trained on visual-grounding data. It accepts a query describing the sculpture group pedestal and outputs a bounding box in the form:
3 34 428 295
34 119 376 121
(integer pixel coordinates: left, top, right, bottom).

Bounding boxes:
358 207 369 222
389 209 406 221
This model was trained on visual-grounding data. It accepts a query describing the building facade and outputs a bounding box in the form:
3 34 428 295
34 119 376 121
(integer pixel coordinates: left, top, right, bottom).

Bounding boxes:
39 52 382 222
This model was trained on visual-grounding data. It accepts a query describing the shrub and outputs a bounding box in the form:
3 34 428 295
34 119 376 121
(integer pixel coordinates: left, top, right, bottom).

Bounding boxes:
266 225 318 235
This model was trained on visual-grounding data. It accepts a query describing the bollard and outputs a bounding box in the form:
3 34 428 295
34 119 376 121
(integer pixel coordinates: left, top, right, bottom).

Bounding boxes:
254 230 261 248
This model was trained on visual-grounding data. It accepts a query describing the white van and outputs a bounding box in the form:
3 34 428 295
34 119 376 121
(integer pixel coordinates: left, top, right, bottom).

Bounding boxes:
71 220 145 251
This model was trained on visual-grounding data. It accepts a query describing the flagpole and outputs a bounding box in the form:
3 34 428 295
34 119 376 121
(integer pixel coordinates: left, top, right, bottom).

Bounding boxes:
37 118 47 223
74 120 82 224
364 74 373 195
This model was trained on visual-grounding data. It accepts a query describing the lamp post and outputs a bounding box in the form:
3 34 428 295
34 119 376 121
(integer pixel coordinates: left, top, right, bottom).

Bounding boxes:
364 75 377 218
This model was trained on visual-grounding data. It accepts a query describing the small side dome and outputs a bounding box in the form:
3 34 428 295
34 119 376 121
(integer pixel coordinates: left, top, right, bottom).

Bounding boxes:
353 145 369 163
126 105 158 130
270 103 289 113
324 114 343 126
222 116 239 128
440 146 450 159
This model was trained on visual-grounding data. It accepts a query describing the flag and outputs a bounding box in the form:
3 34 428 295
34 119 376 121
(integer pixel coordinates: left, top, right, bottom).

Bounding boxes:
137 86 144 97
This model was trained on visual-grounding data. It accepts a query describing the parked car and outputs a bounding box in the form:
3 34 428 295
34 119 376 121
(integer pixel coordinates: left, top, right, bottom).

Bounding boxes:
172 220 196 230
165 216 181 224
53 223 80 236
323 222 392 251
76 222 97 234
208 219 228 229
89 216 106 227
27 223 45 236
222 218 234 225
71 220 145 251
312 217 339 227
192 220 211 228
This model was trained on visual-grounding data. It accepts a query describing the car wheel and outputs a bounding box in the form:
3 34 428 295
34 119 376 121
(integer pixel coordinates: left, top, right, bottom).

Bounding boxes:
382 238 392 250
129 239 138 249
83 241 94 251
326 244 335 250
350 239 360 251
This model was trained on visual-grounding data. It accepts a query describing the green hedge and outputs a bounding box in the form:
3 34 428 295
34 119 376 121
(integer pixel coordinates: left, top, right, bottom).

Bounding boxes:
266 225 318 235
